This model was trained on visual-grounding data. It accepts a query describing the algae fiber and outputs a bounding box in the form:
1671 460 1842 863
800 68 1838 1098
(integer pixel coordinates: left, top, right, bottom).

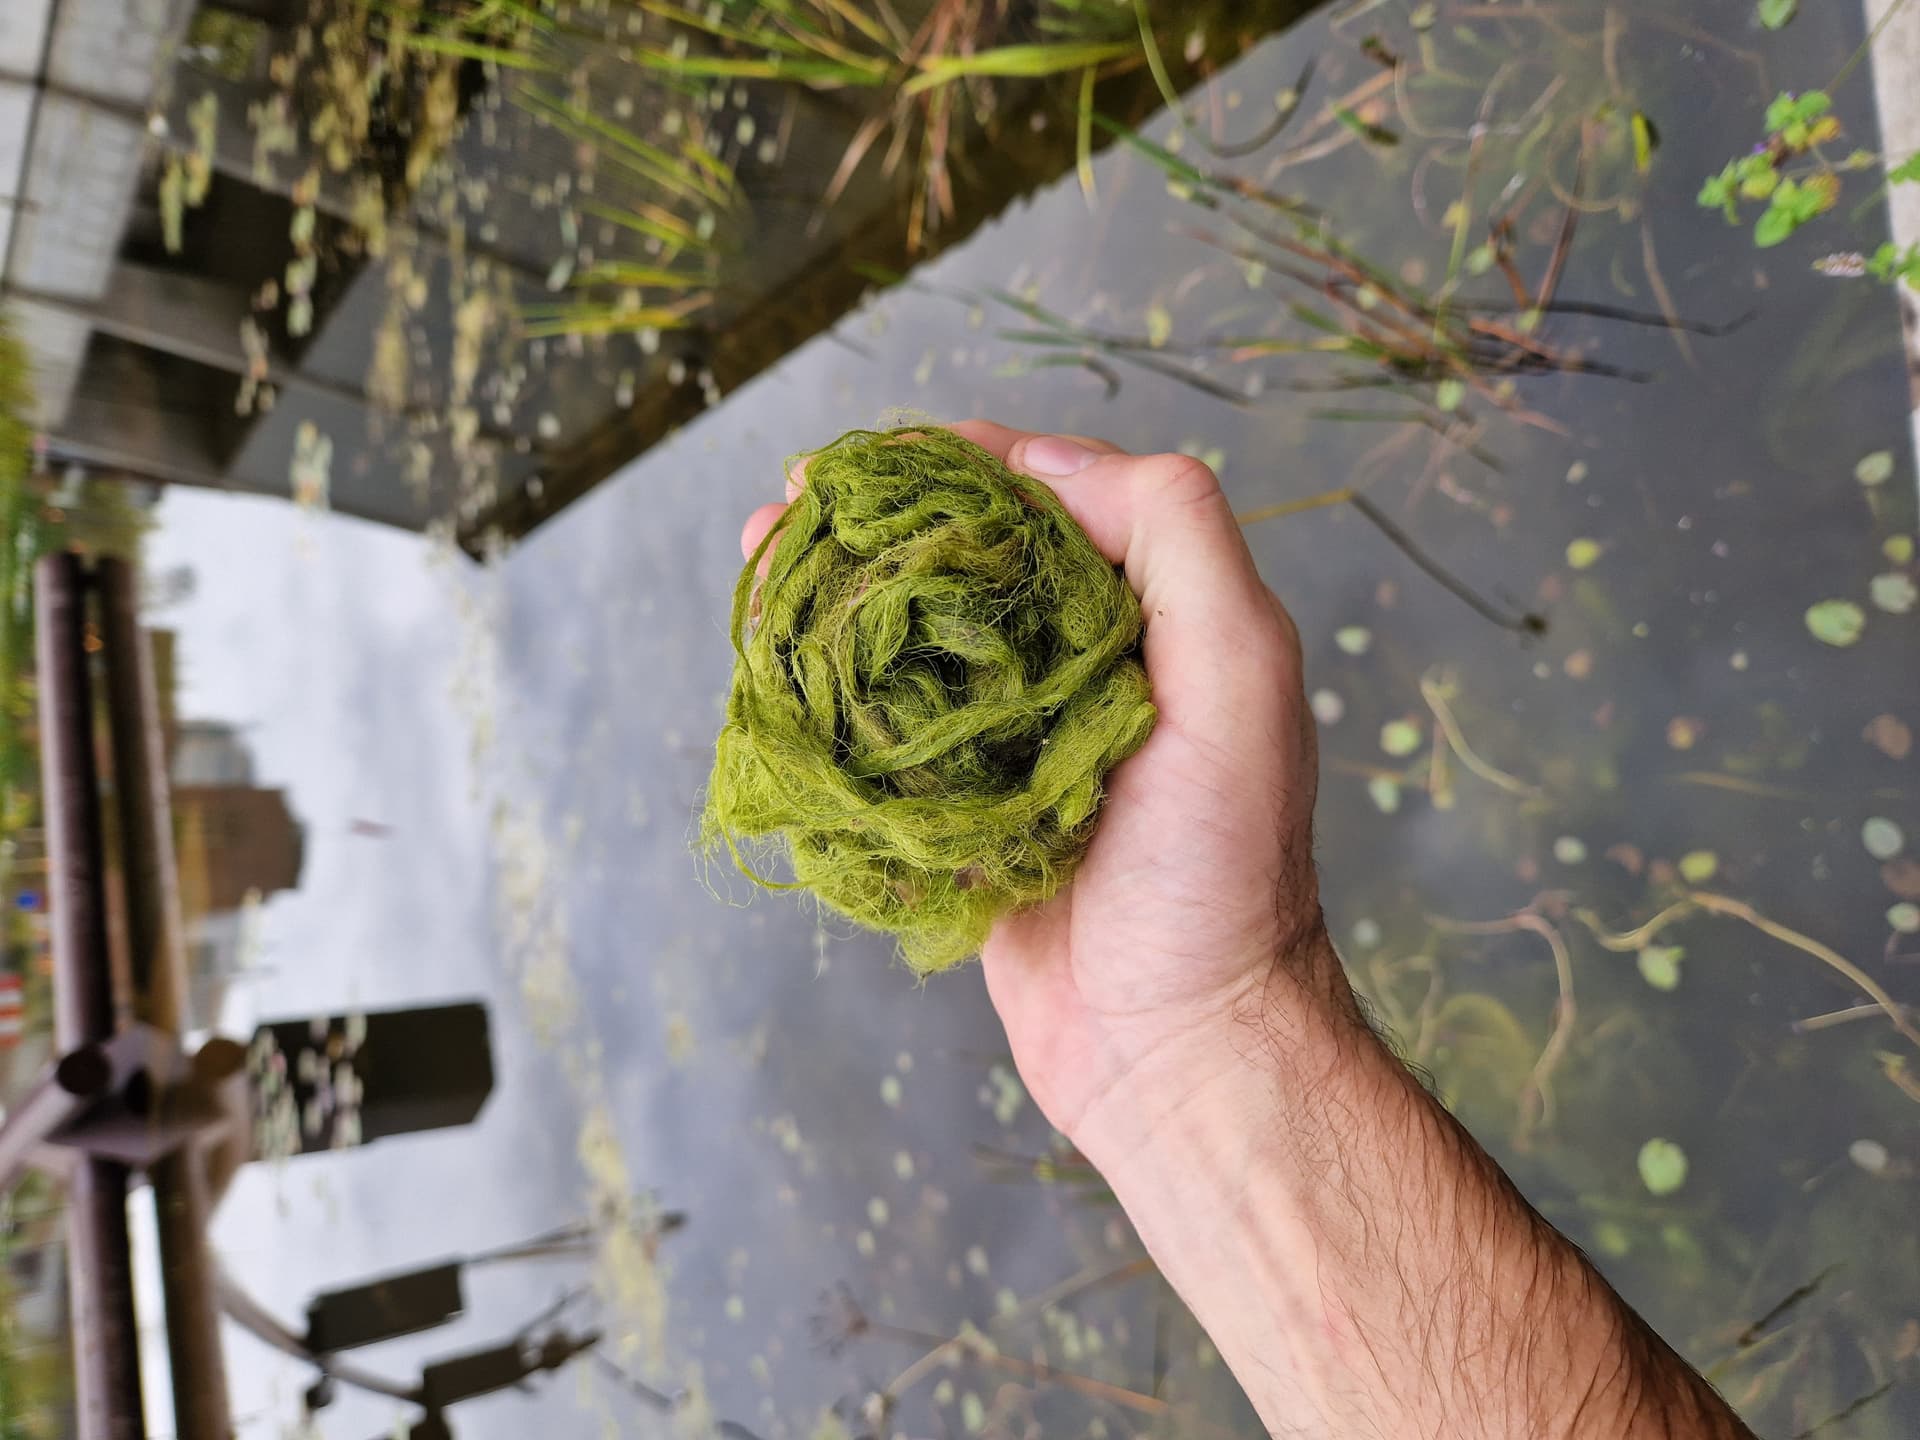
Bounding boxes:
702 427 1156 972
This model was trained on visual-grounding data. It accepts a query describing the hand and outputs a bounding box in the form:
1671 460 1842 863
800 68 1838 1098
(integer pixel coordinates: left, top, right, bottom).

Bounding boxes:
739 422 1757 1440
740 420 1341 1145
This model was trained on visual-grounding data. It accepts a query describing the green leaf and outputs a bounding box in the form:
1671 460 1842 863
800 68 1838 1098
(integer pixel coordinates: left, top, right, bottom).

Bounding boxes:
1764 93 1797 133
1566 537 1603 570
1697 169 1733 210
1678 850 1719 884
1754 202 1798 248
1434 378 1466 412
1856 449 1895 485
1380 719 1422 757
1797 91 1832 121
904 39 1134 93
1871 572 1918 614
1637 1139 1688 1197
1637 945 1684 991
1631 111 1656 174
1863 817 1906 860
1890 153 1920 185
1738 167 1778 201
1757 0 1796 27
1805 598 1866 647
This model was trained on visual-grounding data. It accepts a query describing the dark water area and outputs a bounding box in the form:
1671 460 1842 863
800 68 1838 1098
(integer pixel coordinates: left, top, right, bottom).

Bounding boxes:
473 4 1920 1438
8 0 1920 1436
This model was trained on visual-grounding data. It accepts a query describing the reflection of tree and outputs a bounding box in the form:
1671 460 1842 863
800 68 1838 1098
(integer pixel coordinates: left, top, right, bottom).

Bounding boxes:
0 1174 75 1439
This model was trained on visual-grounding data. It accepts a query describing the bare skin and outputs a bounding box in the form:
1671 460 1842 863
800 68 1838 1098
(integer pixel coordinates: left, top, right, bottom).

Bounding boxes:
740 421 1758 1440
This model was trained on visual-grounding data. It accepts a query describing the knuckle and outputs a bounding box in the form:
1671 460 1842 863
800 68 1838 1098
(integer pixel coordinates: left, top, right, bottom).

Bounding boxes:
1136 452 1224 508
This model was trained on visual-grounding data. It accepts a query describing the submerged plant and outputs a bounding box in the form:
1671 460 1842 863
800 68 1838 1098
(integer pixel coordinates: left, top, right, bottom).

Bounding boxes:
1698 0 1920 271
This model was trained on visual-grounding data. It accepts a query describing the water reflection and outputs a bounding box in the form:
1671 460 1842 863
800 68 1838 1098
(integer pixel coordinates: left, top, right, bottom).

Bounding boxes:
4 0 1920 1435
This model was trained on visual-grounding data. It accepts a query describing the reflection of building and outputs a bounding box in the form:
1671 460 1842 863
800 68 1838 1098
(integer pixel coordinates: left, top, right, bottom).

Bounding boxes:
167 720 305 1025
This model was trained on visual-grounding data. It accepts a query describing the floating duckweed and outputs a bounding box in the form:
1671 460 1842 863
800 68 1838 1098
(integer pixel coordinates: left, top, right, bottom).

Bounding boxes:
1553 835 1588 865
1862 817 1905 861
1889 902 1920 934
1380 719 1421 756
1805 599 1865 647
1566 537 1603 570
1870 572 1917 614
1855 449 1895 486
1678 850 1719 884
1637 945 1684 991
1310 688 1345 725
1367 776 1401 814
1849 1138 1889 1174
702 428 1155 973
1334 625 1373 655
1637 1138 1688 1196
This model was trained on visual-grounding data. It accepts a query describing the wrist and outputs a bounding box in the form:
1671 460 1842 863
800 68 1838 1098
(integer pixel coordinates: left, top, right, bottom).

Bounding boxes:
1069 929 1757 1440
1067 923 1373 1180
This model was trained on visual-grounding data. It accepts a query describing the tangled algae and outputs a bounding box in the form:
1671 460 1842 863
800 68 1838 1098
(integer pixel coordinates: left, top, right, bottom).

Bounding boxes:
702 427 1156 973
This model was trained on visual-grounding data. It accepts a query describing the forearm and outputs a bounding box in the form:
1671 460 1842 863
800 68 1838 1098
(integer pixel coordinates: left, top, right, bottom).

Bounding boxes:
1075 929 1757 1440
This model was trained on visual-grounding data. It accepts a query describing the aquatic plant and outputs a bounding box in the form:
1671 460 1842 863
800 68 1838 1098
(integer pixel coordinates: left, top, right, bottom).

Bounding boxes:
702 426 1154 973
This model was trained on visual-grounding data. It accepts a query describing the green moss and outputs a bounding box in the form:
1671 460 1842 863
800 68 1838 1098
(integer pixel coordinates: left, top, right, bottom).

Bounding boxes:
702 427 1155 973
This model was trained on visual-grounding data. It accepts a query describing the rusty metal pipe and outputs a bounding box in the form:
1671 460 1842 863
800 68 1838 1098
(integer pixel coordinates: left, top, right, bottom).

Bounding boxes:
35 553 145 1440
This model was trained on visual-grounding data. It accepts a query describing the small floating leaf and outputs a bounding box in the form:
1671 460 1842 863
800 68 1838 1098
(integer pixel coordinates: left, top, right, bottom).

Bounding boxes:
1863 816 1906 861
1678 850 1719 884
1334 625 1373 656
1566 538 1603 570
1756 0 1796 28
1888 902 1920 934
1849 1138 1889 1174
1380 719 1422 757
1870 573 1917 614
1367 776 1402 814
1805 599 1865 647
1434 378 1465 412
1637 945 1684 991
1885 535 1914 564
1863 713 1912 758
1855 450 1895 486
1638 1138 1688 1196
1553 836 1588 865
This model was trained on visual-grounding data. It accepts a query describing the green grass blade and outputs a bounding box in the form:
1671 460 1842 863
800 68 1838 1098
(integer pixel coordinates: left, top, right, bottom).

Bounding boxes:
390 28 554 67
903 40 1133 95
1131 0 1186 120
1090 112 1208 188
1076 65 1097 205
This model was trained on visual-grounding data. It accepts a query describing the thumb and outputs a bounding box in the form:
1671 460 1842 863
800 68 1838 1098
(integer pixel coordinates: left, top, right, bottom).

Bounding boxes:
1005 436 1302 736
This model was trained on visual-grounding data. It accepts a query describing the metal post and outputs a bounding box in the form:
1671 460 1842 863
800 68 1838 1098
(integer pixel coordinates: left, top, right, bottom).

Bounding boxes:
96 559 187 1033
34 554 145 1440
96 557 235 1440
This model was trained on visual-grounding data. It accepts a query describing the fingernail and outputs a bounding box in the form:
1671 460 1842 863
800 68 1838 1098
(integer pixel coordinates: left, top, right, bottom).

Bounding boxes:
1021 435 1098 476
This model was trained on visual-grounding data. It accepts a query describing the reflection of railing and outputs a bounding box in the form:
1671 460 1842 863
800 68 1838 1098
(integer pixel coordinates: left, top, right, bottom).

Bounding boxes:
22 551 230 1438
6 550 523 1438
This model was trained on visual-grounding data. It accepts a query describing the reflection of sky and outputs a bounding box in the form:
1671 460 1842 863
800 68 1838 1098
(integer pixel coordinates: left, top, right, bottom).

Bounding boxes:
140 493 589 1437
137 2 1920 1434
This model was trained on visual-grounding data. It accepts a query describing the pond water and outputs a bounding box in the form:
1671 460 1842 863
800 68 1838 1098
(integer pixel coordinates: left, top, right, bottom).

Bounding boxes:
11 0 1920 1435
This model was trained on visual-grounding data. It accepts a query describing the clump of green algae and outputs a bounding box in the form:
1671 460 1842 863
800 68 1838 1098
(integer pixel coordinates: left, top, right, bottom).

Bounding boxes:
702 426 1155 973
